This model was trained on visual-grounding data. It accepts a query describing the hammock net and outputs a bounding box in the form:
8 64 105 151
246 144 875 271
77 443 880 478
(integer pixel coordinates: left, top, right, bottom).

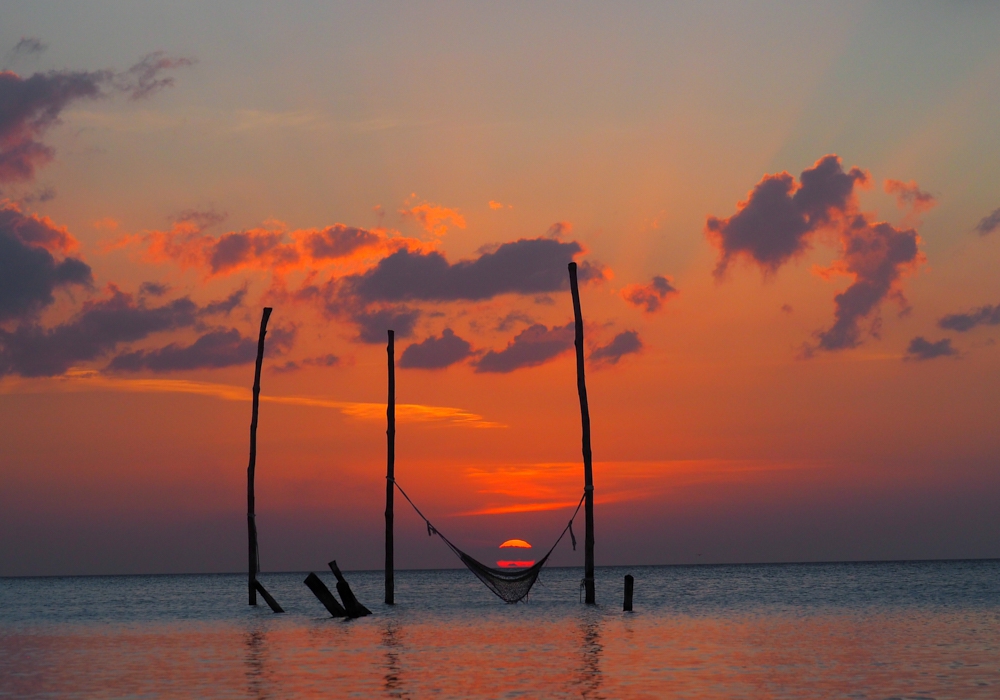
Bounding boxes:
392 479 584 604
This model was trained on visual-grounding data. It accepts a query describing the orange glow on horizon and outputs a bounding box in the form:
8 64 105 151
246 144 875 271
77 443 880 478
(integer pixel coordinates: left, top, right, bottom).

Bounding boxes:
496 560 535 568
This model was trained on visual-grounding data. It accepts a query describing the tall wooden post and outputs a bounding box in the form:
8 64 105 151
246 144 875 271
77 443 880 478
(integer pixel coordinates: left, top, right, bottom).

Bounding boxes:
568 263 596 605
385 329 395 604
248 307 272 606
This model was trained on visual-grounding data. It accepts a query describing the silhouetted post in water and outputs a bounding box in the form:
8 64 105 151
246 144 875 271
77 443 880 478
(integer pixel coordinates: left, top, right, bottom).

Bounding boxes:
623 574 634 612
304 573 347 617
385 329 395 605
253 580 283 613
569 262 596 605
330 560 373 617
248 307 271 607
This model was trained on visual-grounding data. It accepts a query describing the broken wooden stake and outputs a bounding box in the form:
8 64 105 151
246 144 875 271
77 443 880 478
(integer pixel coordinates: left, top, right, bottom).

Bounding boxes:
329 560 372 617
304 573 347 617
254 580 284 613
623 574 634 612
248 307 272 607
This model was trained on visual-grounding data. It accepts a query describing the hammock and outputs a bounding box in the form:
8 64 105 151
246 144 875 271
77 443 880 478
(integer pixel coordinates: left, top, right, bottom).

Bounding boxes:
392 479 585 603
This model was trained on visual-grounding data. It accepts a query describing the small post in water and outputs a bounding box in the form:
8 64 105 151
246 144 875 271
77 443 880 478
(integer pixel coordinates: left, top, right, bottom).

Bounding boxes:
569 262 596 605
248 307 272 606
385 329 395 605
624 574 634 612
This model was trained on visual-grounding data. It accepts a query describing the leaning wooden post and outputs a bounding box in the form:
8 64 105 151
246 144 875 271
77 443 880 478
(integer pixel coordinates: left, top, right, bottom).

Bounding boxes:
568 263 596 605
385 329 395 605
247 307 272 606
623 574 634 612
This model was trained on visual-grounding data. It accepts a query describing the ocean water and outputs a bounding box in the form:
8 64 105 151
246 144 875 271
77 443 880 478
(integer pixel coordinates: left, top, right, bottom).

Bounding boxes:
2 561 999 699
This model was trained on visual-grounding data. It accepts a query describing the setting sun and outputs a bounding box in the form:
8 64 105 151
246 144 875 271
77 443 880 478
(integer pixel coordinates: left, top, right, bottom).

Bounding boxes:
499 539 533 549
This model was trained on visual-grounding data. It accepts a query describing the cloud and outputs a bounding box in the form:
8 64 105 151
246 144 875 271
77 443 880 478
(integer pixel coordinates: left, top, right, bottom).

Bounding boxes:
131 214 422 279
473 322 574 373
621 275 677 313
590 330 642 365
975 207 1000 236
0 201 91 322
351 306 420 343
304 353 339 367
400 199 465 236
345 237 604 303
709 155 925 354
200 286 246 316
9 37 48 60
938 303 1000 332
115 52 195 101
0 55 190 184
400 328 473 369
108 328 262 372
0 285 266 377
706 154 868 276
0 288 199 377
546 221 572 238
2 373 503 428
905 336 956 361
488 200 512 210
138 281 169 297
810 218 922 352
885 180 935 212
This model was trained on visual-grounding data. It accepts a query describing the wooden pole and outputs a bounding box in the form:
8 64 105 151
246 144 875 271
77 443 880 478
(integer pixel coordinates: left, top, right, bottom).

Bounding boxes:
304 573 348 617
248 307 272 606
623 574 634 612
568 263 596 605
385 329 395 605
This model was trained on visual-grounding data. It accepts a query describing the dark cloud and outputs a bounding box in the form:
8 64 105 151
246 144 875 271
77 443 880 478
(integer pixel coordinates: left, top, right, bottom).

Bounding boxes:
10 37 48 60
938 303 1000 332
706 155 867 276
622 275 677 313
399 328 472 369
344 238 604 303
270 353 339 374
304 353 339 367
173 208 226 230
473 322 574 373
884 180 935 212
108 328 257 372
0 203 91 322
0 289 199 377
0 68 106 183
710 155 924 354
975 207 1000 237
139 281 170 297
590 330 642 365
905 336 956 361
496 311 533 332
352 306 420 344
116 52 195 101
812 219 921 352
0 56 190 183
201 286 246 316
303 224 381 260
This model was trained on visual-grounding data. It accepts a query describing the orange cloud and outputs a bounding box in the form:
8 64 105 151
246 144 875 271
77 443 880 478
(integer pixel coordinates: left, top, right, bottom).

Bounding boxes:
0 200 79 253
118 211 429 281
488 200 512 210
0 372 505 428
400 197 466 236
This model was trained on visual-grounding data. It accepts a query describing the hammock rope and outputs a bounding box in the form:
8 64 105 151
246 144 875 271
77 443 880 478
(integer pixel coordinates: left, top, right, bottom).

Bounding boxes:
391 478 585 603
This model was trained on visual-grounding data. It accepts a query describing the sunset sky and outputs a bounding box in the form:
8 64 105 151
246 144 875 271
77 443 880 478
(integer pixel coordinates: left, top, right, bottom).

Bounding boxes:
3 2 1000 577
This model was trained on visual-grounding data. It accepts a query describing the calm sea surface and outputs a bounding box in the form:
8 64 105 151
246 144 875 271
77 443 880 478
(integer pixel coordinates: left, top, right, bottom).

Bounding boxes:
2 561 999 699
